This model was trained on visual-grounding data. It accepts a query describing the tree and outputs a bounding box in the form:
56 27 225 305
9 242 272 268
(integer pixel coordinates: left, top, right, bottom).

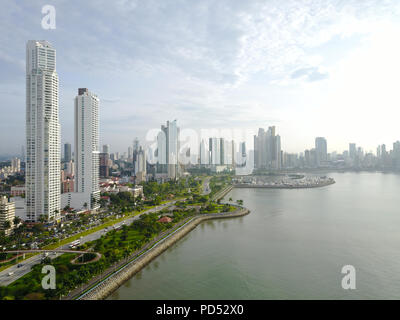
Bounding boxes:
3 221 11 230
236 199 243 206
13 217 21 226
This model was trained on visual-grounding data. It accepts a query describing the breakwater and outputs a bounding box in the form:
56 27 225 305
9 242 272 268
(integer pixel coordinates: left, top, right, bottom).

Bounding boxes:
76 206 249 300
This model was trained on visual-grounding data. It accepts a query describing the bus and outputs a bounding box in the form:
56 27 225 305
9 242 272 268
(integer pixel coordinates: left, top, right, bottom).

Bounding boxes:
69 240 81 249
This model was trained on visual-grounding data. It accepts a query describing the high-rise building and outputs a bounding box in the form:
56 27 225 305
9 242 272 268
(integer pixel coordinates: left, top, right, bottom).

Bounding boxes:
102 144 110 154
64 143 72 162
11 158 21 172
315 137 327 166
26 40 60 222
136 146 147 183
199 139 209 165
254 126 281 170
99 153 109 177
73 88 100 210
209 137 221 165
157 120 180 180
132 137 140 174
349 143 357 160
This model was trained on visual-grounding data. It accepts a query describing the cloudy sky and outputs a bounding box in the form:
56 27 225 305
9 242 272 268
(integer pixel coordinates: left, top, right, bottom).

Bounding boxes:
1 0 400 157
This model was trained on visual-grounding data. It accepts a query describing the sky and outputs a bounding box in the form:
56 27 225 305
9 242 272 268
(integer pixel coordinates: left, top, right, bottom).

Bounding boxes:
1 0 400 157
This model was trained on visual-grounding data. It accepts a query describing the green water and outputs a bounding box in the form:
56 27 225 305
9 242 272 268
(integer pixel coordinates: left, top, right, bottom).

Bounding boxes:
108 172 400 299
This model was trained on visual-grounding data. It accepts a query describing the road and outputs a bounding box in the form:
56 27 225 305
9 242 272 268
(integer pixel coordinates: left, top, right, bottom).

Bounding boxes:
0 201 175 287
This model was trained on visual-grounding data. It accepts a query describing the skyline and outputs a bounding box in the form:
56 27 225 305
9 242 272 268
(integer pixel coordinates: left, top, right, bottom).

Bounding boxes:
2 1 400 155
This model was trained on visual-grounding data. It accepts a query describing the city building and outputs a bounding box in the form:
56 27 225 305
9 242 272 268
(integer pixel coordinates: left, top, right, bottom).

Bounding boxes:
102 144 110 154
26 40 61 222
157 120 180 180
315 137 327 166
0 196 15 236
64 142 72 162
254 126 281 170
61 88 100 211
10 186 25 197
135 146 147 183
11 158 21 172
99 152 110 177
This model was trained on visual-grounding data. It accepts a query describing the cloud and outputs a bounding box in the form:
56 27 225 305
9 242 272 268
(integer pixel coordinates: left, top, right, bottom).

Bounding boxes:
291 67 329 82
1 0 400 154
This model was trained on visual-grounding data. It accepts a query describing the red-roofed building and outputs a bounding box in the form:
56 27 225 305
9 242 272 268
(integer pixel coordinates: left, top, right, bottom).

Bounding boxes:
157 216 172 223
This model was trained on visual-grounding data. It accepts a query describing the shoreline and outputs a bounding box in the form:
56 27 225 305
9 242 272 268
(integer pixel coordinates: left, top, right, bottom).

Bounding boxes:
74 202 249 300
234 180 335 189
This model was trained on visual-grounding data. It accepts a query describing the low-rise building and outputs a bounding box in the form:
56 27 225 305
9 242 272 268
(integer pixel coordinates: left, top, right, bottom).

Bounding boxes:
10 185 25 197
0 196 15 236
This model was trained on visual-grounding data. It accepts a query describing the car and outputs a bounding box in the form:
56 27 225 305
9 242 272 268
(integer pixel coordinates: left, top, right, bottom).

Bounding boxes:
8 272 14 276
17 264 23 268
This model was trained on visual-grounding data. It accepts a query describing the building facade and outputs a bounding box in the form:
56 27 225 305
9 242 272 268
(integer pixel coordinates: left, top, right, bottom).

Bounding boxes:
73 88 100 210
26 40 61 222
0 196 15 236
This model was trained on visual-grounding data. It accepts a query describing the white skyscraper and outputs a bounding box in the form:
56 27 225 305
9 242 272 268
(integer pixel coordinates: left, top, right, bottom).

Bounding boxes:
167 120 180 179
156 120 180 179
26 40 60 222
209 137 221 165
74 88 100 210
199 139 209 165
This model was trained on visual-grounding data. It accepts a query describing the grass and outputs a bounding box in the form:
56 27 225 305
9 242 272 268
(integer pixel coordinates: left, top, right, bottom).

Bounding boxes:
0 202 171 272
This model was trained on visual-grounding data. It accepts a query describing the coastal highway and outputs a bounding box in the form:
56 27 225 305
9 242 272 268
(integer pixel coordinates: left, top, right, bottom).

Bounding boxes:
0 201 176 287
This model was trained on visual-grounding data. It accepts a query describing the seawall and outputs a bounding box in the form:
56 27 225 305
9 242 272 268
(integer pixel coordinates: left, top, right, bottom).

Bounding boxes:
77 206 249 300
234 180 335 189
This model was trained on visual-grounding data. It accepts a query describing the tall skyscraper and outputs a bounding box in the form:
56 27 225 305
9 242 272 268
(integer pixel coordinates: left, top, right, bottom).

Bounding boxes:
315 137 327 166
199 139 209 165
209 137 221 165
254 126 281 170
349 143 357 160
74 88 100 210
26 40 60 222
136 146 147 183
157 120 180 179
132 137 140 174
64 142 72 162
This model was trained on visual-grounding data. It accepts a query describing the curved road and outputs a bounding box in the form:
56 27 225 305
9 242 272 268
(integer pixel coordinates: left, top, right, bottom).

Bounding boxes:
0 201 176 287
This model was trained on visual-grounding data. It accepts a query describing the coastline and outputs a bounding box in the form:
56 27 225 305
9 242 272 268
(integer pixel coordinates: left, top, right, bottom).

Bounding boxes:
234 179 335 189
73 194 248 300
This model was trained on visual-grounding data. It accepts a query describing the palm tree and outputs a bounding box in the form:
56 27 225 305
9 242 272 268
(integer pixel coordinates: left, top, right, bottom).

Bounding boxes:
39 214 46 223
13 216 21 226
